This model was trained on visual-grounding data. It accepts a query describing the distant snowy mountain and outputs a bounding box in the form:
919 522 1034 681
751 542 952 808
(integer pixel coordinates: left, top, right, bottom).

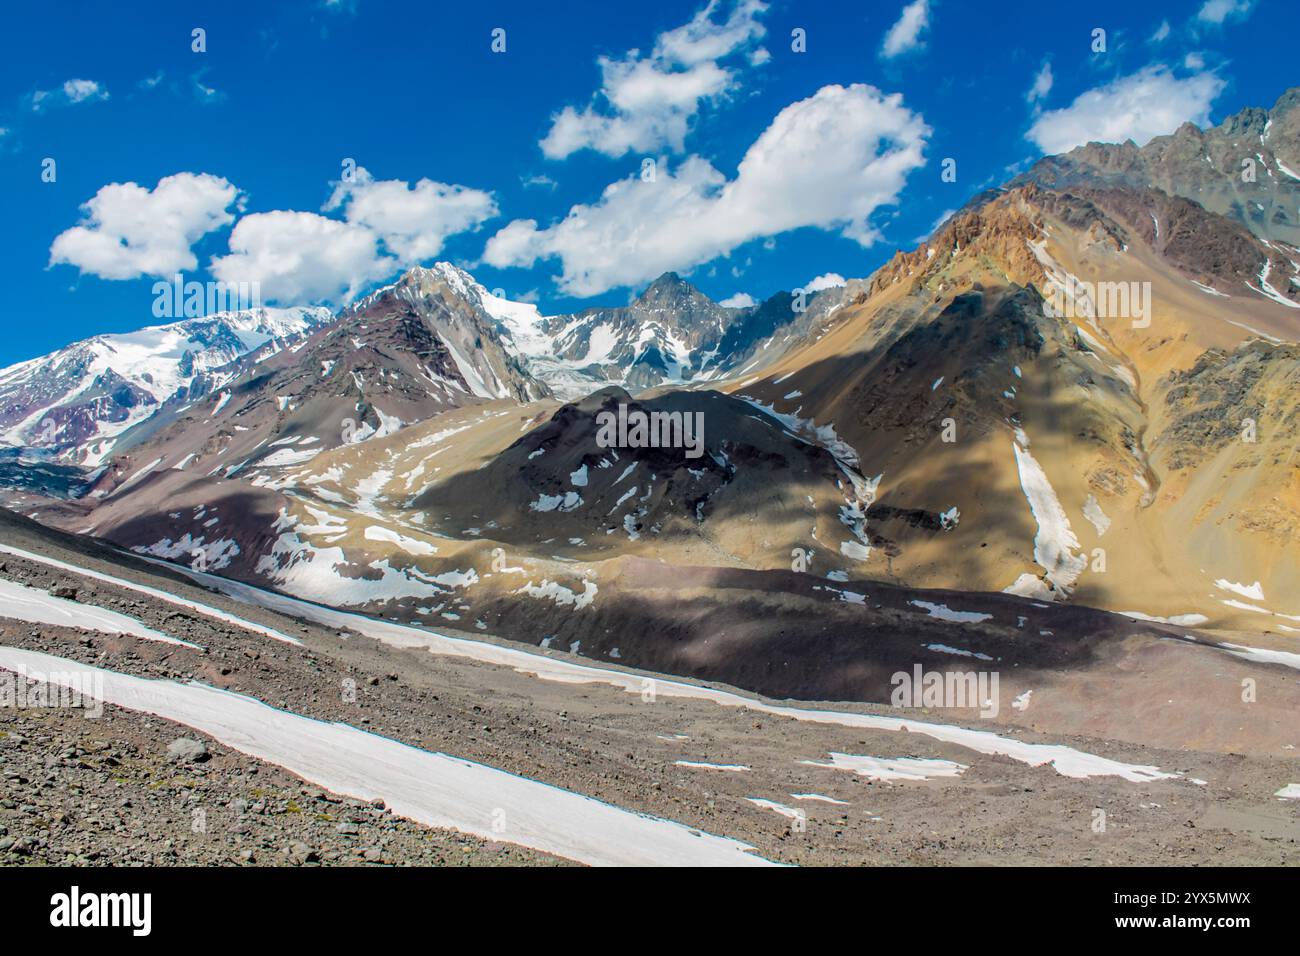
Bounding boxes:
0 261 827 475
479 269 827 399
341 263 548 404
347 262 816 400
12 87 1300 651
0 307 332 465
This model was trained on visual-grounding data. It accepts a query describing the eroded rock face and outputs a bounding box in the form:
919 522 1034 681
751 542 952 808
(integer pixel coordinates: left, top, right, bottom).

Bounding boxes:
341 263 549 404
868 187 1057 298
1155 341 1300 471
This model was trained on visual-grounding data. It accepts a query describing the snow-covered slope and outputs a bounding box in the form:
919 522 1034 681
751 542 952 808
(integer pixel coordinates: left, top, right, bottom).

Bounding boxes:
342 263 548 403
0 307 331 464
401 264 820 400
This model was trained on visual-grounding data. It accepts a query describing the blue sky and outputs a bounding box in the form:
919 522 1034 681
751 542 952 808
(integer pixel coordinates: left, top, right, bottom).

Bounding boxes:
0 0 1288 365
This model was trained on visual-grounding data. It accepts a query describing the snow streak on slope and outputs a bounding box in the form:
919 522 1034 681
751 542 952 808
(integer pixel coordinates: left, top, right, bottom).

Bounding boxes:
738 397 878 501
1215 579 1265 601
1008 436 1086 598
1247 259 1300 309
1220 642 1300 672
1081 495 1111 537
0 543 301 645
0 576 196 647
800 753 968 781
909 600 993 624
0 647 774 867
144 556 1179 783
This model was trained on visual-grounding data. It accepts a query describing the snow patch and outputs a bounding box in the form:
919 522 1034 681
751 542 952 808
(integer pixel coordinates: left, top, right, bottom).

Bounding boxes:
675 761 749 772
0 647 771 867
1009 437 1086 597
1215 579 1265 601
514 578 598 611
364 526 437 556
1081 495 1111 537
0 577 197 648
801 753 967 782
910 600 992 624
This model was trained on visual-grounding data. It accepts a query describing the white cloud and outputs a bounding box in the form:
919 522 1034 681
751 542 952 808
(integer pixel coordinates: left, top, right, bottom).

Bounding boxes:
1025 65 1224 155
487 83 929 296
31 78 109 111
1027 61 1053 105
718 292 756 307
324 166 497 263
1150 19 1171 42
803 273 846 293
880 0 930 59
211 211 394 306
1196 0 1254 24
209 167 499 306
1184 52 1206 71
63 79 106 103
540 0 768 159
49 172 239 280
655 0 768 65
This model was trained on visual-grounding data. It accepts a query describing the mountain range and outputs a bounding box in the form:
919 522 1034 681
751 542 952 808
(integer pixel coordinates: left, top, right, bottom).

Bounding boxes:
1 87 1298 710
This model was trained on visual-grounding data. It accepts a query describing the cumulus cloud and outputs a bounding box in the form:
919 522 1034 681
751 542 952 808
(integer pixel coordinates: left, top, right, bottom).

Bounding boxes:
880 0 930 59
211 211 394 306
1025 65 1224 155
324 166 497 263
31 79 109 111
540 0 768 159
718 292 756 307
1026 61 1053 105
802 273 846 293
486 84 929 296
207 167 498 306
49 173 239 280
1196 0 1254 24
1149 19 1171 42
